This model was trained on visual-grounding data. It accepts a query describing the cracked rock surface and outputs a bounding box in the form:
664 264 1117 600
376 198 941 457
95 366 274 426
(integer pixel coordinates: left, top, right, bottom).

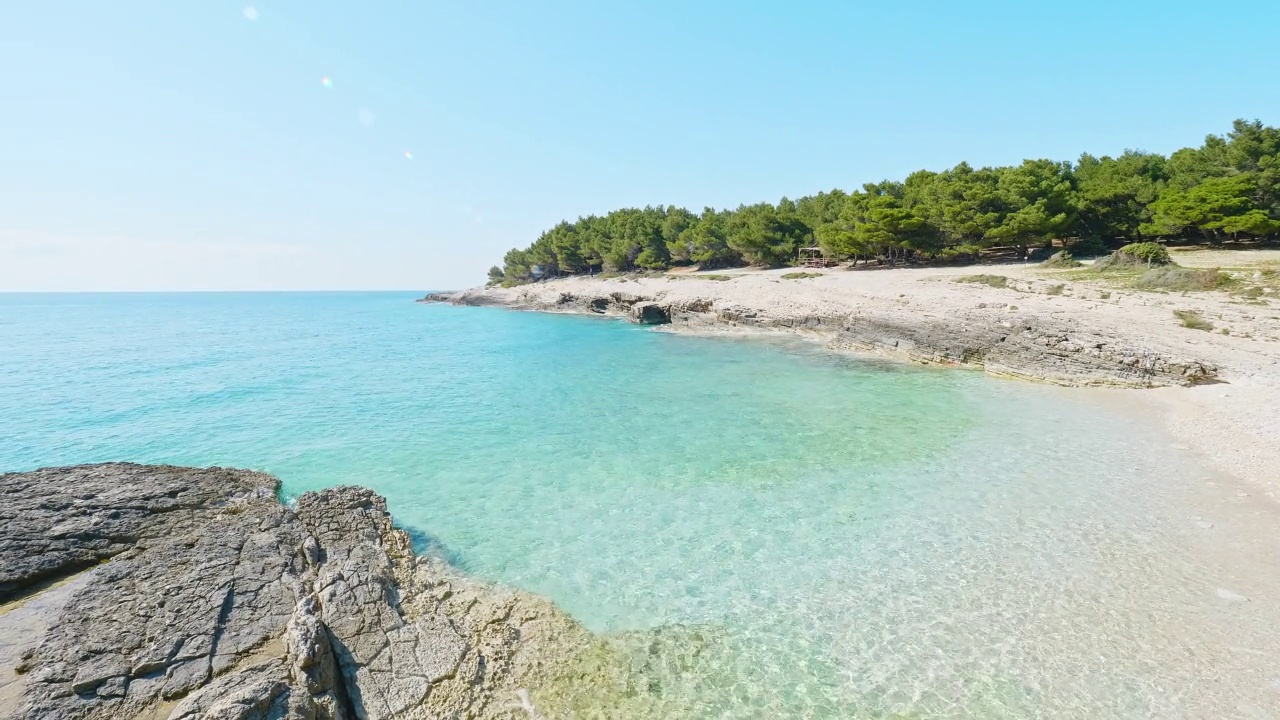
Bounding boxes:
0 464 591 720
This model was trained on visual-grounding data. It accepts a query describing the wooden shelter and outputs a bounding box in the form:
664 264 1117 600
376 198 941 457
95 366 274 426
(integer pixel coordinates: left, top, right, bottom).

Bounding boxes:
797 247 831 268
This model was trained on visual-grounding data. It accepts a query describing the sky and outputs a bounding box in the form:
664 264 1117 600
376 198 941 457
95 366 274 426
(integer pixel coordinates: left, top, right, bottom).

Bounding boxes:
2 1 1278 291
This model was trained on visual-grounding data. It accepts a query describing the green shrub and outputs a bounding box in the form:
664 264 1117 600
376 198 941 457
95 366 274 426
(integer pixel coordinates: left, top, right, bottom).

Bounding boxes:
1041 251 1082 269
1173 309 1214 331
1045 284 1065 296
956 274 1009 288
1093 242 1172 271
1118 242 1171 265
1135 267 1234 292
781 272 823 280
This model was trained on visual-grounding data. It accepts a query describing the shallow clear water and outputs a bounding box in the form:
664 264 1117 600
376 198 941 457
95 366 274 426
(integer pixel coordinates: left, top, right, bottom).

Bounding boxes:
2 292 1279 718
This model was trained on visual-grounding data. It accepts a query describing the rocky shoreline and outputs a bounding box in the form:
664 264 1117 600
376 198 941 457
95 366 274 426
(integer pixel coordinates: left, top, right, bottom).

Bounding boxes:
0 464 602 720
420 278 1220 388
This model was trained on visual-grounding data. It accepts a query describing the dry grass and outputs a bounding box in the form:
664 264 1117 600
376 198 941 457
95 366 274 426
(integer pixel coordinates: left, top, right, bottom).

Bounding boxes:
1134 267 1235 292
1041 252 1082 269
955 274 1009 289
669 273 734 281
1064 261 1237 294
1174 309 1215 331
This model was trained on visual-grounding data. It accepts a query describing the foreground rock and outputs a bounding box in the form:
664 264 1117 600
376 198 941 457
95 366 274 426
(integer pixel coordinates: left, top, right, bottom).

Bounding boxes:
0 464 593 720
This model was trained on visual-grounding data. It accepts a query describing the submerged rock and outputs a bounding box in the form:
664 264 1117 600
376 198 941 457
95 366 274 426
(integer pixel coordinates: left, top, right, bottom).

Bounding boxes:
0 464 598 720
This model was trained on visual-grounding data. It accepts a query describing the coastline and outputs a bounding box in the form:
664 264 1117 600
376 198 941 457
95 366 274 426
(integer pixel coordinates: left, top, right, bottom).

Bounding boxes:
425 260 1280 498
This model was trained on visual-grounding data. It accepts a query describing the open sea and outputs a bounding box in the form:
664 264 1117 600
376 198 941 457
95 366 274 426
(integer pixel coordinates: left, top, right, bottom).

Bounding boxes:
3 291 1279 718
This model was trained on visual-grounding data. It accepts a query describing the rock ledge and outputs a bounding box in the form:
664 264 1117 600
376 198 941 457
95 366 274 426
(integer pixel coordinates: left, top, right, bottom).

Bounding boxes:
0 464 590 720
421 285 1218 388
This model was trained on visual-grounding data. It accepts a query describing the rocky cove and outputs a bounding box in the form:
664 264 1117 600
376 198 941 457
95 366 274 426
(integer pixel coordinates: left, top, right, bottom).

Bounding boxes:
422 263 1280 499
4 269 1280 719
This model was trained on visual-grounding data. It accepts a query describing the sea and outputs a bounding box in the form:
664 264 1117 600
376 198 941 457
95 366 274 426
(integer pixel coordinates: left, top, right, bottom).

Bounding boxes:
2 291 1278 718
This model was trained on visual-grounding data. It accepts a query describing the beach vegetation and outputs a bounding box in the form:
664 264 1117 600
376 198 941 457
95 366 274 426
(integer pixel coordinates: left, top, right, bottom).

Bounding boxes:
1120 242 1172 265
781 272 823 280
1093 243 1172 271
494 120 1280 282
1041 251 1081 268
956 274 1009 288
1173 309 1215 331
669 273 733 281
1134 267 1234 292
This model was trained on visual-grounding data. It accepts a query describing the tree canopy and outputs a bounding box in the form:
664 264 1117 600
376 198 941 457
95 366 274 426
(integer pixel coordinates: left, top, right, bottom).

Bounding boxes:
495 120 1280 281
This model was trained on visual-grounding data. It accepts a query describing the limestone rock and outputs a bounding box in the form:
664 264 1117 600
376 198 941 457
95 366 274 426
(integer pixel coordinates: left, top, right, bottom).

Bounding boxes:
415 292 459 304
0 464 277 603
0 465 595 720
428 280 1225 388
629 302 671 325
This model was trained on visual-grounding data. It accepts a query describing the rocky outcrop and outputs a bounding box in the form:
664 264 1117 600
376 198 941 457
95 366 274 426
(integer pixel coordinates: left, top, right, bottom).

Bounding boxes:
415 292 459 304
827 313 1215 387
0 465 275 604
421 286 1218 388
0 464 593 720
418 291 507 308
628 302 670 325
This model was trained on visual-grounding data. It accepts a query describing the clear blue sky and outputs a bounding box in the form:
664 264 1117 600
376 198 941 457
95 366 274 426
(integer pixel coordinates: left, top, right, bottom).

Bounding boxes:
3 1 1277 291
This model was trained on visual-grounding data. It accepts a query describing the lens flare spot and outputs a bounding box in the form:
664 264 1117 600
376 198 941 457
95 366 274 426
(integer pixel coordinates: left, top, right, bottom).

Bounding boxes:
321 77 333 90
242 6 259 20
404 151 413 160
358 109 376 127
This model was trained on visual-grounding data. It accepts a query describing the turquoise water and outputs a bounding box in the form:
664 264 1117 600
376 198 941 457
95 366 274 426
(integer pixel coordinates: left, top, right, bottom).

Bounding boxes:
3 292 1279 718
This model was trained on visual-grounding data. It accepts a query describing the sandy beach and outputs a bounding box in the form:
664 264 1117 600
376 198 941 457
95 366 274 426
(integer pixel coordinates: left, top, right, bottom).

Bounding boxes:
432 248 1280 499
